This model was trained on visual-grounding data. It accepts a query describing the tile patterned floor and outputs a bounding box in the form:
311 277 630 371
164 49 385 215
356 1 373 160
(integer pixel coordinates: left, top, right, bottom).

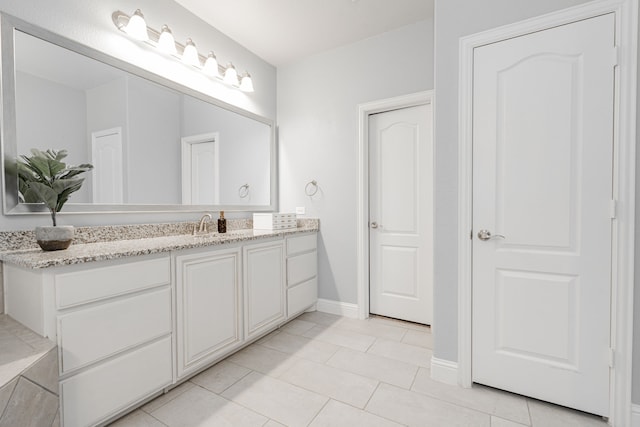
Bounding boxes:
109 312 608 427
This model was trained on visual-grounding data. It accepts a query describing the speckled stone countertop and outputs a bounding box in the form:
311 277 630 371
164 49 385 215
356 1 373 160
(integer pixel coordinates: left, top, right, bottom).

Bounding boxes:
0 220 318 270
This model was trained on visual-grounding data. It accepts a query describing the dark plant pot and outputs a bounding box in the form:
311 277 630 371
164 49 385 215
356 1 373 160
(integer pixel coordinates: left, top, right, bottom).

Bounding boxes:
35 225 74 251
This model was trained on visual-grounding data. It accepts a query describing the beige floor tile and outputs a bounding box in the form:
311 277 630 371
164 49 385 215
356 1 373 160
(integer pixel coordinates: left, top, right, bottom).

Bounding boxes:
0 378 17 415
227 344 300 377
190 360 251 394
23 348 59 395
109 313 614 427
109 410 166 426
327 347 418 389
491 416 529 427
310 399 404 427
141 381 195 414
297 311 343 326
367 383 491 427
527 399 608 427
151 386 267 427
222 371 328 426
280 358 379 409
279 318 317 336
334 317 407 341
254 330 281 345
0 377 58 427
367 339 432 367
412 368 530 425
302 325 376 352
260 331 340 363
401 329 433 349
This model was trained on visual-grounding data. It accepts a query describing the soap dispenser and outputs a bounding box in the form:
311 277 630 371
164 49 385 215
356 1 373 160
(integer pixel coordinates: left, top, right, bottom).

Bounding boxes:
217 211 227 233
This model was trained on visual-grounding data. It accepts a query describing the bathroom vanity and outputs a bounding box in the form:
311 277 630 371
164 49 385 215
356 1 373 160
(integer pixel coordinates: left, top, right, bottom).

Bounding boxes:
2 227 318 427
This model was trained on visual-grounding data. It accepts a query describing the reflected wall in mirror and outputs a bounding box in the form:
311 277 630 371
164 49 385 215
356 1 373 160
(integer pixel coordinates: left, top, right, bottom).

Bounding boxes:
2 14 275 214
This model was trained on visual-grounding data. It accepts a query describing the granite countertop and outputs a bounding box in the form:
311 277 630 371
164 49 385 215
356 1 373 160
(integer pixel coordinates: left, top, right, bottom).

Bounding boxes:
0 225 318 270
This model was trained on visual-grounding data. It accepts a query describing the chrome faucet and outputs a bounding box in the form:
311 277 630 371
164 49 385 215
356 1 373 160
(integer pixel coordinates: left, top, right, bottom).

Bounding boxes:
193 213 212 235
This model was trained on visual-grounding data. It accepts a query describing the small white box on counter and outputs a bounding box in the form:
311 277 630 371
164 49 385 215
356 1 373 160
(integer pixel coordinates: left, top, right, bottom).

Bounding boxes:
253 213 297 230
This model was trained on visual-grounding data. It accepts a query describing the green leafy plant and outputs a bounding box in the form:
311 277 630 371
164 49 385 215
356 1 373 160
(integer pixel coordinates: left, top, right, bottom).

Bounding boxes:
17 149 93 226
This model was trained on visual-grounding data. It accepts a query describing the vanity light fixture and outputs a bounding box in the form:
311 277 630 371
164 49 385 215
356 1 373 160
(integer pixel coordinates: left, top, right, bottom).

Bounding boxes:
157 25 177 55
182 38 200 67
125 9 148 41
112 9 254 92
203 52 220 77
240 72 254 93
223 62 239 86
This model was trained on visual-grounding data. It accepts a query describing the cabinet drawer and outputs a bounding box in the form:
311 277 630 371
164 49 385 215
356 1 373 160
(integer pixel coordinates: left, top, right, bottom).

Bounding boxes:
60 336 172 427
286 233 317 256
55 256 170 309
59 287 171 374
287 251 317 286
288 278 317 318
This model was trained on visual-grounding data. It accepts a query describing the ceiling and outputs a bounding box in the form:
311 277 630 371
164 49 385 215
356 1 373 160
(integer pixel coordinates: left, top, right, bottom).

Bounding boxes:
173 0 434 66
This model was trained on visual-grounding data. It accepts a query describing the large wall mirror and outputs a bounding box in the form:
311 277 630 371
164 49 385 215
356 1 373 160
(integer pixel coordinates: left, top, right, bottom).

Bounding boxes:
1 14 276 215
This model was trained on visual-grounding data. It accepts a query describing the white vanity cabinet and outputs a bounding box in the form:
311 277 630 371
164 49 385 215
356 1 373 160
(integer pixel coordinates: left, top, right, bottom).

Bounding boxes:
243 239 286 340
175 247 243 379
2 230 318 427
286 233 318 318
4 254 173 427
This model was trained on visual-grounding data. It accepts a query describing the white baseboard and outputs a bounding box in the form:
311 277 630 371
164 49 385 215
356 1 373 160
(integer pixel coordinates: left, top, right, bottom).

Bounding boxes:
430 357 458 386
316 298 359 319
632 404 640 427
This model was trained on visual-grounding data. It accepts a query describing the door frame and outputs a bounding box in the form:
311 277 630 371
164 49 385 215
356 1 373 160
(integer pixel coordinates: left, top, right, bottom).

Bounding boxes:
457 0 637 424
357 90 434 320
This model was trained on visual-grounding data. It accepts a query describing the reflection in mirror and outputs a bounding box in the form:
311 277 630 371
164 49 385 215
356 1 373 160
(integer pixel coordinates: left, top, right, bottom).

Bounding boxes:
2 15 275 215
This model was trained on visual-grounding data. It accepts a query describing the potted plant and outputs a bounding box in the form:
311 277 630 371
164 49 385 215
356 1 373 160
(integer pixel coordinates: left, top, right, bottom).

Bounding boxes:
17 149 93 251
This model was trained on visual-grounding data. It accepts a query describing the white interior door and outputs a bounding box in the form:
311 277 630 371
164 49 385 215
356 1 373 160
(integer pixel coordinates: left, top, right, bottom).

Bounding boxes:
369 104 433 325
181 133 220 205
91 127 123 204
472 14 615 416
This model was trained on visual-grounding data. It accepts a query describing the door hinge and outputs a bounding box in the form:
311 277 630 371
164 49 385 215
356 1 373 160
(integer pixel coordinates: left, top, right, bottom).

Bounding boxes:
610 199 617 219
470 229 473 240
612 46 619 67
608 348 615 368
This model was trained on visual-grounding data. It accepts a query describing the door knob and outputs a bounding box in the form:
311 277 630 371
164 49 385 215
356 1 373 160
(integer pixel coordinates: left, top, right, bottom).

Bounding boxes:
370 222 379 229
477 229 505 241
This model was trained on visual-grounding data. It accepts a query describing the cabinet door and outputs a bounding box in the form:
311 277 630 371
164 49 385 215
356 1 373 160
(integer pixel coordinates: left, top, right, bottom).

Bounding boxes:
176 248 242 378
243 240 285 339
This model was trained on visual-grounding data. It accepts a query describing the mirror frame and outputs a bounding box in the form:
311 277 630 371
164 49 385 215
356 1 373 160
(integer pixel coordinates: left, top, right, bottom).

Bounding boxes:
1 13 277 215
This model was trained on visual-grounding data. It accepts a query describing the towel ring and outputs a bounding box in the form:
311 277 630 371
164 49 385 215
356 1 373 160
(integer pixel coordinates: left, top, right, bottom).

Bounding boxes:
238 183 250 198
305 180 318 197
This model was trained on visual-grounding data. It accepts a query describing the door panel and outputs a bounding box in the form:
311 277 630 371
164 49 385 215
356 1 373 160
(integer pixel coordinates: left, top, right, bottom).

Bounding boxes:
91 127 123 204
472 14 614 416
369 104 433 325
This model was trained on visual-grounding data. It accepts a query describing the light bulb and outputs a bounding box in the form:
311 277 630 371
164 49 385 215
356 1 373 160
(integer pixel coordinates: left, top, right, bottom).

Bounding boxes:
203 52 220 77
125 9 148 41
240 72 254 92
224 63 238 86
158 25 176 55
182 38 200 67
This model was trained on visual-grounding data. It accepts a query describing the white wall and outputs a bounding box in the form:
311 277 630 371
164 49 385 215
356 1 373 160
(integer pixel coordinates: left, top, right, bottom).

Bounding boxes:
277 20 434 304
0 0 276 229
127 77 182 204
15 71 91 203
